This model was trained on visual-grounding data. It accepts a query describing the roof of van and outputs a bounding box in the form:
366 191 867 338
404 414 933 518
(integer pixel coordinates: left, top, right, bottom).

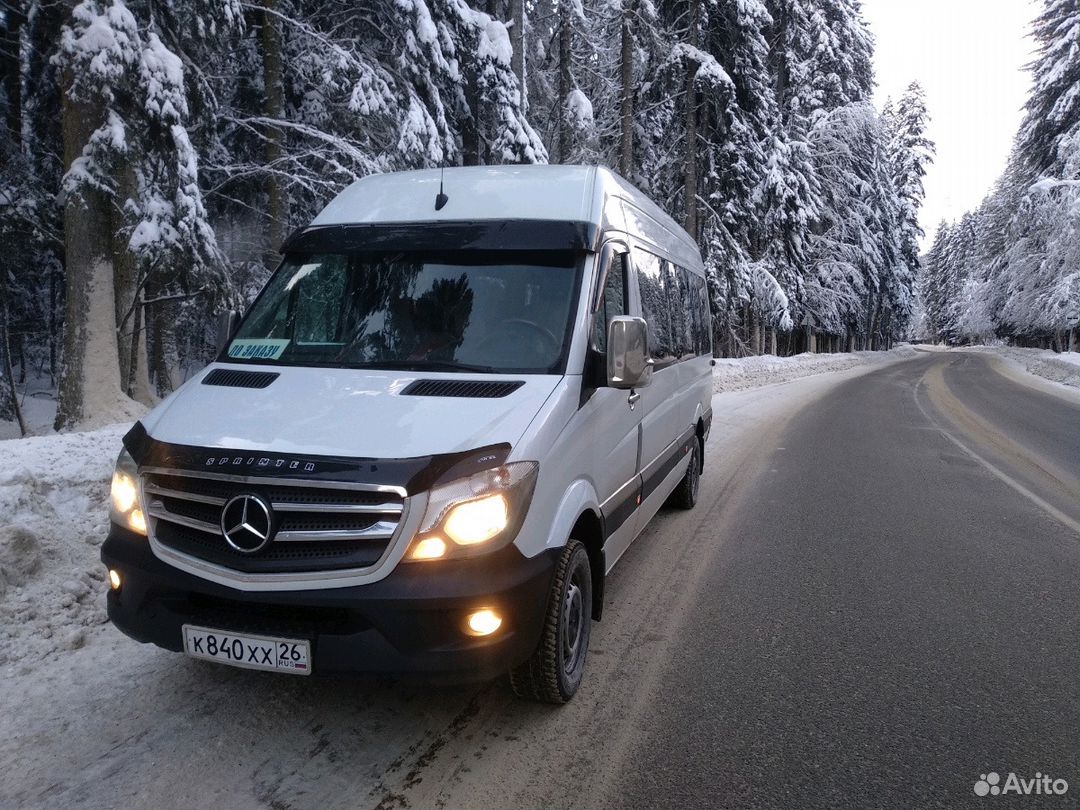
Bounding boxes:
307 165 701 270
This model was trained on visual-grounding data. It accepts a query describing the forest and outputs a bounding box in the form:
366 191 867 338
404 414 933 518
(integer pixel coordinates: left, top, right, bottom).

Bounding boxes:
0 0 1074 434
920 0 1078 354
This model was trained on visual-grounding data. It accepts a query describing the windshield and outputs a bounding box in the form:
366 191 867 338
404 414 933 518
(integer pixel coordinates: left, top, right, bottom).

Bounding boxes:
226 251 582 374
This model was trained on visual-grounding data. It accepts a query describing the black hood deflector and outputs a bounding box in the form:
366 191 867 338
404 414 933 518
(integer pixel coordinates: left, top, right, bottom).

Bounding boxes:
123 421 511 495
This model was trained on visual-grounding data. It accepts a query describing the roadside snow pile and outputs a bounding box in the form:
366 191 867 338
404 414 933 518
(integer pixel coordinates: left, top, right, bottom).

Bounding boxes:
0 423 132 668
712 345 919 393
962 345 1080 389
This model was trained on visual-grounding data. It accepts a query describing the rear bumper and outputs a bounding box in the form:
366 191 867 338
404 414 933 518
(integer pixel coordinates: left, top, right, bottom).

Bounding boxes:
101 527 556 681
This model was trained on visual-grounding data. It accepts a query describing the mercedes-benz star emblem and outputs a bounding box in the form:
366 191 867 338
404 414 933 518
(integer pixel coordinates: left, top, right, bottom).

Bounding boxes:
220 494 274 554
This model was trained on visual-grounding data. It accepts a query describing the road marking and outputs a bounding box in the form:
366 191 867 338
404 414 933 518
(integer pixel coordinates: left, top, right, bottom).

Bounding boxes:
914 364 1080 537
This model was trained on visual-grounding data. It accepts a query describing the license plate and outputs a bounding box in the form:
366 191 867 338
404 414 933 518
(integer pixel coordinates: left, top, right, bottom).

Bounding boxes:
182 625 311 675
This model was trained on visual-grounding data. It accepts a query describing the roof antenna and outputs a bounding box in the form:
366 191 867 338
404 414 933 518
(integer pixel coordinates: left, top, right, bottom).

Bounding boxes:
435 165 449 211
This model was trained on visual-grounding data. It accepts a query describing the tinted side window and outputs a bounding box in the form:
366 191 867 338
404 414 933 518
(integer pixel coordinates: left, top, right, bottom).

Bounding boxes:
670 264 696 359
594 251 627 352
634 250 674 364
692 274 712 355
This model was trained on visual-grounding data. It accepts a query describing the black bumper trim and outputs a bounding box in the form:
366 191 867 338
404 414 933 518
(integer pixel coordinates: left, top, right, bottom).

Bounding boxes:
102 526 557 681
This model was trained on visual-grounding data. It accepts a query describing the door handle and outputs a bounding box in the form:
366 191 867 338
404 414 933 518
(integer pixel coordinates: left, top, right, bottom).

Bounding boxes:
627 390 641 409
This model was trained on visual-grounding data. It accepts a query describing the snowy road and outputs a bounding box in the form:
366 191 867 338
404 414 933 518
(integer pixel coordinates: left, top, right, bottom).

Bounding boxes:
1 349 1078 809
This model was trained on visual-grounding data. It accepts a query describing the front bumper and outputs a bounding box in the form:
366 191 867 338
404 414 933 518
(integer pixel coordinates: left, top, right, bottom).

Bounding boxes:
101 527 557 681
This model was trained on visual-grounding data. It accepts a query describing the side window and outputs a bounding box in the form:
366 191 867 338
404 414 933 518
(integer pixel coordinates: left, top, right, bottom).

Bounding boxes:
692 274 712 355
593 250 627 352
633 249 674 364
669 264 695 359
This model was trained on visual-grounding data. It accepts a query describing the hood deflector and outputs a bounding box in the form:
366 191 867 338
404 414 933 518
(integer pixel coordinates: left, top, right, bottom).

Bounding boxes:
123 421 512 495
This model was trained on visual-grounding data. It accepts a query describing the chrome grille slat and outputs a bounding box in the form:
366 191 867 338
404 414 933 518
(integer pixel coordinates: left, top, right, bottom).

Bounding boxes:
148 501 221 535
274 522 398 542
141 468 406 575
144 482 227 507
271 501 403 515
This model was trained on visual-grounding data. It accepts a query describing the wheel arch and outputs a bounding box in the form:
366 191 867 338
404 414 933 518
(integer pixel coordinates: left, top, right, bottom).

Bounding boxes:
544 479 606 621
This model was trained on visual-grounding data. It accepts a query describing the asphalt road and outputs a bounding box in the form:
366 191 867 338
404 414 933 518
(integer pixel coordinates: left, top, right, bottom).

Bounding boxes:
1 349 1077 810
603 350 1080 809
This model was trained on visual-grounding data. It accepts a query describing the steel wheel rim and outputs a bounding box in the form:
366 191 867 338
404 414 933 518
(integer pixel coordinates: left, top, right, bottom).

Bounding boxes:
561 570 586 675
690 443 700 498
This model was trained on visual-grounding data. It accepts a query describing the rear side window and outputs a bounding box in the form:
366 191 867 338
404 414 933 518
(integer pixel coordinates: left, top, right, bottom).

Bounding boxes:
594 251 627 352
669 263 695 359
633 249 675 364
692 274 712 355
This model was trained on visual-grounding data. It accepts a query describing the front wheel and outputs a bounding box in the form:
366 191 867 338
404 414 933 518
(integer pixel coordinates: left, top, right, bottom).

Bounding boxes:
509 540 592 704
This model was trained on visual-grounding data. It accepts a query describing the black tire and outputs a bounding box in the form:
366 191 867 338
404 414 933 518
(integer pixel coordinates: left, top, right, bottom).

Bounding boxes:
668 436 701 510
509 540 592 704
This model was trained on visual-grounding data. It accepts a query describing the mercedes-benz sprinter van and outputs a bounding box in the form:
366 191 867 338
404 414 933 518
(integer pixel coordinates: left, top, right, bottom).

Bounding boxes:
102 165 713 703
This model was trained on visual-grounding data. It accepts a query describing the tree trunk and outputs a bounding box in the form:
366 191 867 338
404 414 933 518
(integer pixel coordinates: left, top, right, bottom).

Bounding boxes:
618 1 633 176
48 267 56 382
0 263 27 435
682 0 700 239
511 0 526 112
557 4 572 163
1 6 22 152
55 68 125 430
146 282 172 397
261 0 288 269
112 163 138 394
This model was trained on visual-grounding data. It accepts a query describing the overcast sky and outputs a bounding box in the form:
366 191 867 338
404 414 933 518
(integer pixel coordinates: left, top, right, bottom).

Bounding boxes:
861 0 1039 248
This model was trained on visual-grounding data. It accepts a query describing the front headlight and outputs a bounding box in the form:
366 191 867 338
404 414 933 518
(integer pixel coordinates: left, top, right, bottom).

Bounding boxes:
404 461 538 562
110 449 146 535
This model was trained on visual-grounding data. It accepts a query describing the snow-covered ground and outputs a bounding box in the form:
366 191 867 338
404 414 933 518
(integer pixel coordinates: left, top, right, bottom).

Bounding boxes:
0 423 129 667
712 344 920 392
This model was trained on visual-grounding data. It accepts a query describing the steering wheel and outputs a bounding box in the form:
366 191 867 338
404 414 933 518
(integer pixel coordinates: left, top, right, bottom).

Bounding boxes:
475 318 560 354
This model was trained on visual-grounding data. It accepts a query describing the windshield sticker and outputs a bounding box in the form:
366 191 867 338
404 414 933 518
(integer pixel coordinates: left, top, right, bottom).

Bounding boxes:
227 339 290 361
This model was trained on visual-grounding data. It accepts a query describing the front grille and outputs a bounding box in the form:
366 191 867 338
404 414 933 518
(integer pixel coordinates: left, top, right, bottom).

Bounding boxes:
143 470 404 575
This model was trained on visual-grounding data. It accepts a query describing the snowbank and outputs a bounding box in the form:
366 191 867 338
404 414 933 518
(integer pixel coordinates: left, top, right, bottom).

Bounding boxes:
0 422 132 667
960 345 1080 389
712 345 919 393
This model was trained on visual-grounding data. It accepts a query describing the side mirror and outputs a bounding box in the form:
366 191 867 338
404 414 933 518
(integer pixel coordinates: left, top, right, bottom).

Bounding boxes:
215 310 241 355
607 316 653 389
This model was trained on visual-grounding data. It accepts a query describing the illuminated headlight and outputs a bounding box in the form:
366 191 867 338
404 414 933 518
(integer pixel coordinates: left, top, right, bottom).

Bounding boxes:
444 494 508 545
110 449 146 536
405 461 538 562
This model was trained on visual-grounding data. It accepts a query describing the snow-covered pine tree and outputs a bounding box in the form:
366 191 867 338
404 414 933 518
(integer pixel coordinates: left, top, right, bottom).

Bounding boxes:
1016 0 1079 179
699 0 786 355
887 82 934 295
54 0 228 427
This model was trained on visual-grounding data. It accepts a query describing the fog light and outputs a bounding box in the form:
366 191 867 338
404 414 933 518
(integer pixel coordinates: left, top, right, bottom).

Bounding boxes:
465 608 502 637
409 536 447 560
108 569 122 590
